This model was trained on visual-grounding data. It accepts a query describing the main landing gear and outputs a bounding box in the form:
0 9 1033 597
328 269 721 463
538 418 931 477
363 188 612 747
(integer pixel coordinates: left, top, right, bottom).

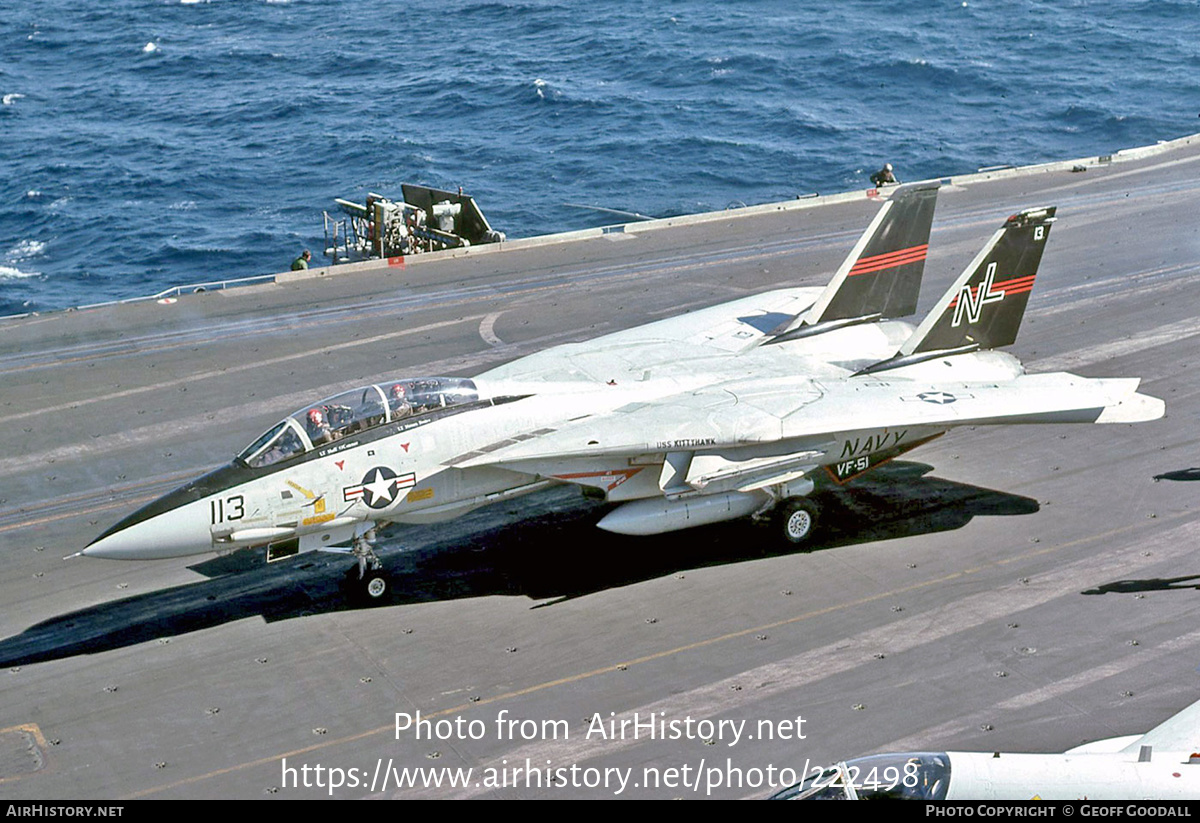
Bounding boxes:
777 497 820 548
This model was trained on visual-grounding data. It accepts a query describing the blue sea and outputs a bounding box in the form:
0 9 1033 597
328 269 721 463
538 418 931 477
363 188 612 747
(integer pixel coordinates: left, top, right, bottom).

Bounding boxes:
1 0 1198 316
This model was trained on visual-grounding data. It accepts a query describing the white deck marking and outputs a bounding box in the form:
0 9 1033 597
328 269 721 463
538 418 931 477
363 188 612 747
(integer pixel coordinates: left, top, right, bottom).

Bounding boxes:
480 312 506 347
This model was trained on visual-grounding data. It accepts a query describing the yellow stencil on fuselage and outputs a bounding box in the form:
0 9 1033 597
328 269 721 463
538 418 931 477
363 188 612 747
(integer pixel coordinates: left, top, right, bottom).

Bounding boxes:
286 480 327 514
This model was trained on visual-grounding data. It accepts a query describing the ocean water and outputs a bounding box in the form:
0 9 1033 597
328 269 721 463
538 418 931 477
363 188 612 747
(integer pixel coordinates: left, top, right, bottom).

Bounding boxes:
1 0 1198 316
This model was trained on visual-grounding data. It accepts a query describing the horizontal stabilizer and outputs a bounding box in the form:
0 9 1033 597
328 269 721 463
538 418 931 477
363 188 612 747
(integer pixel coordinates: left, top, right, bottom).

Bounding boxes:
1095 391 1166 423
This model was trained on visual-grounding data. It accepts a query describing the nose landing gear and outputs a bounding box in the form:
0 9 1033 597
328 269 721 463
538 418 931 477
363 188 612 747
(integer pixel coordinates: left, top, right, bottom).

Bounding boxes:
352 528 389 602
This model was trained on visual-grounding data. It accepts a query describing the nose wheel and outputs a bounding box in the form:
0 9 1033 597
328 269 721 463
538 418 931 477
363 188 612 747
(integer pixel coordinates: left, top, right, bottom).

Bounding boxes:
361 569 388 600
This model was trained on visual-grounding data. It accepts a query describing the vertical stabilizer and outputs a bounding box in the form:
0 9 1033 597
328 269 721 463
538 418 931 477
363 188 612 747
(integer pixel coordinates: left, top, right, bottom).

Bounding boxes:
900 206 1055 356
806 182 939 324
767 183 939 343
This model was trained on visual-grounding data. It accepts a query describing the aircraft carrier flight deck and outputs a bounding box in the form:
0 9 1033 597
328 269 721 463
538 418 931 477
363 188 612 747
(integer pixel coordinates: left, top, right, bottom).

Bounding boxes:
2 134 1200 799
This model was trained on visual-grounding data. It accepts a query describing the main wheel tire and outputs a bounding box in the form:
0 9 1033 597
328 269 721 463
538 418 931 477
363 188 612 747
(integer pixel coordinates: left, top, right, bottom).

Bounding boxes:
779 498 819 547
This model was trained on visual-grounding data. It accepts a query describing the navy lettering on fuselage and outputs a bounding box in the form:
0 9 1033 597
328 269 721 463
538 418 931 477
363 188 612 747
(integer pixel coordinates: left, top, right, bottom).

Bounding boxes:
839 430 908 460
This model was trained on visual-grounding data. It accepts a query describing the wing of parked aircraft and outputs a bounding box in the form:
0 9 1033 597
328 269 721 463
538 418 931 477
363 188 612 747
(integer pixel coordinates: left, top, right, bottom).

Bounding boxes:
456 373 1160 468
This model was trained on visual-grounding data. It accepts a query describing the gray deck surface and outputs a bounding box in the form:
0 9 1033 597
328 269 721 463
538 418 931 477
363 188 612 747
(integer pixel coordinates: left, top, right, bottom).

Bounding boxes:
3 137 1200 799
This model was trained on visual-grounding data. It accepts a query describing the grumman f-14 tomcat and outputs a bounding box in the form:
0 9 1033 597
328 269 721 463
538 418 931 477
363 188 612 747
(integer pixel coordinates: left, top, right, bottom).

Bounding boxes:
773 696 1200 800
81 184 1164 600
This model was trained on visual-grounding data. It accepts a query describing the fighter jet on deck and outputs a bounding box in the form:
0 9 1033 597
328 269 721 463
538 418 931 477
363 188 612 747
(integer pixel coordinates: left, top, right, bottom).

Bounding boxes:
82 185 1163 600
773 696 1200 800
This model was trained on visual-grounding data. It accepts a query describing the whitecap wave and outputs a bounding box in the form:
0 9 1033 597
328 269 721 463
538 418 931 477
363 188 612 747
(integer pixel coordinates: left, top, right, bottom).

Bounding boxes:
0 265 39 280
2 93 24 106
142 42 158 53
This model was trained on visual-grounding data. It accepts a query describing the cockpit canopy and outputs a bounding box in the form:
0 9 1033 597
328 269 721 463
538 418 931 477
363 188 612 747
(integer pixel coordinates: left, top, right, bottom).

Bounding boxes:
237 377 479 468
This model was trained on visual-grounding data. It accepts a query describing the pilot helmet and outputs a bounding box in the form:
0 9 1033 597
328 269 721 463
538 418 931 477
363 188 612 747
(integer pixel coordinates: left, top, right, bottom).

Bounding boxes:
307 408 325 426
884 163 893 172
390 383 406 398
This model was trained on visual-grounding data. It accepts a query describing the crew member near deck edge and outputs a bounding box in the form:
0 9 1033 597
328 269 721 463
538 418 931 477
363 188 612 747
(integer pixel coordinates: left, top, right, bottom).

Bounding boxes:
291 249 312 270
871 163 899 187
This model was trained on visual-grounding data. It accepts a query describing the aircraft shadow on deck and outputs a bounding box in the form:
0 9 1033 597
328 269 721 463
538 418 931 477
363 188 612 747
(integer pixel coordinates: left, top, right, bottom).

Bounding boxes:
1153 468 1200 483
1091 468 1200 594
1082 576 1200 596
0 462 1037 667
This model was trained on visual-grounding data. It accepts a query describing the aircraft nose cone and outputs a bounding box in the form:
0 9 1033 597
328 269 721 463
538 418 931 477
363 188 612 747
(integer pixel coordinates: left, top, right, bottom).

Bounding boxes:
84 497 213 560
